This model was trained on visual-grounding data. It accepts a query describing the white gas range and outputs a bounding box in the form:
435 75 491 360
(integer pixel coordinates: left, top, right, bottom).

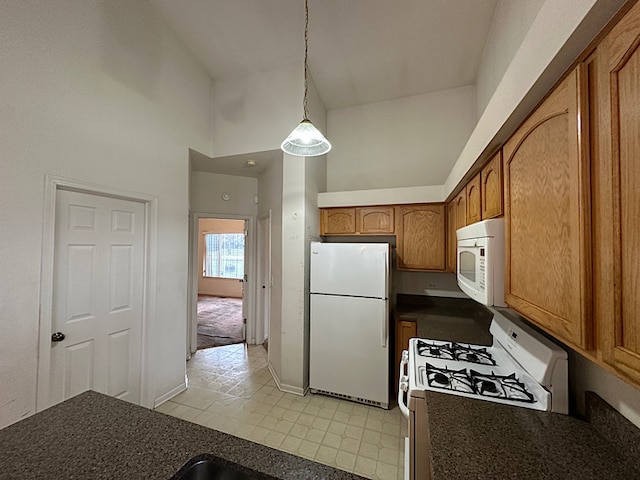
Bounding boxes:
398 311 568 480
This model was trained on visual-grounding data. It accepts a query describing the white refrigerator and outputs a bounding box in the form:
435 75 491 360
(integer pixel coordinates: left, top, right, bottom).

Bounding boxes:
309 242 390 408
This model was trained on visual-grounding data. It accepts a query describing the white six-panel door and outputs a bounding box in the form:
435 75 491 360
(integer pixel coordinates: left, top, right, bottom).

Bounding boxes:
49 190 144 405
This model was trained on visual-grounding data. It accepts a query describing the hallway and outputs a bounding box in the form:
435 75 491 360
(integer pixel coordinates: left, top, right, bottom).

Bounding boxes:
156 344 406 480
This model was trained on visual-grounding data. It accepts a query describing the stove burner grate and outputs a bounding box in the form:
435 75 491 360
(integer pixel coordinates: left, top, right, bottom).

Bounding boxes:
422 364 536 404
423 364 475 394
416 340 496 366
469 370 535 403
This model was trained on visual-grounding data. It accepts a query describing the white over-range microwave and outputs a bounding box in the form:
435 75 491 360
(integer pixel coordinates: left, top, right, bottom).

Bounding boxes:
456 218 507 307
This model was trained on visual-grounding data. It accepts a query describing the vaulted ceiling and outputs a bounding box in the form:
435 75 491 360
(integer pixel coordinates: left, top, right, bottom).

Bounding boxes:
150 0 498 111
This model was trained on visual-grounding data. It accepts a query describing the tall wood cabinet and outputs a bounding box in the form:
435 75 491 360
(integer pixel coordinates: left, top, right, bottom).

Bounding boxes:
503 66 592 350
396 204 446 271
595 0 640 384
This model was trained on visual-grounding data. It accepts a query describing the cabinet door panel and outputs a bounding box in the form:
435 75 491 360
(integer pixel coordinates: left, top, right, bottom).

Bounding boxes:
447 201 457 273
466 173 482 224
597 0 640 382
481 151 503 219
396 204 445 271
357 206 394 234
320 208 356 235
454 191 466 231
503 67 591 349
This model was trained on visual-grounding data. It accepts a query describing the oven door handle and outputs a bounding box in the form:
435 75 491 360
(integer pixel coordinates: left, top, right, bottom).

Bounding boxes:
398 350 410 419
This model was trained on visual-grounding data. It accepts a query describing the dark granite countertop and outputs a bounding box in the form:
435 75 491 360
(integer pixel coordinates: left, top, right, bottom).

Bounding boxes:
395 294 493 345
0 391 365 480
423 390 640 479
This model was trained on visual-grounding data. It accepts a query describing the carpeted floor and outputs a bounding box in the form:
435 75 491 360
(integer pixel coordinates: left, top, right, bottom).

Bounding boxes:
197 295 244 349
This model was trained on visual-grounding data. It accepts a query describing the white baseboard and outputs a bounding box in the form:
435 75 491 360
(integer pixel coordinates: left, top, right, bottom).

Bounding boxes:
267 363 306 396
153 381 187 408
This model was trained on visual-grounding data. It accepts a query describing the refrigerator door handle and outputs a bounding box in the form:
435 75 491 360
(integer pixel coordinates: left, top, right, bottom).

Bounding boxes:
383 250 389 299
381 250 388 347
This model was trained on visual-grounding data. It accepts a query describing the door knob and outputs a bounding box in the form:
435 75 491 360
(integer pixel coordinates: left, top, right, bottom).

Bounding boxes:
51 332 66 342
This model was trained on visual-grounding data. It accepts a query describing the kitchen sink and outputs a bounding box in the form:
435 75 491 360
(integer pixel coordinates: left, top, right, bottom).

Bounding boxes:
171 454 279 480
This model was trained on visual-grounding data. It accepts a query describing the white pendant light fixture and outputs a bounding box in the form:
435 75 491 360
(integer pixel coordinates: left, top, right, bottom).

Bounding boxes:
281 0 331 157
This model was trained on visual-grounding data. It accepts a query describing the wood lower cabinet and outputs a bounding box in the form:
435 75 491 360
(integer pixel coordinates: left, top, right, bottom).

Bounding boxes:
395 319 417 389
595 0 640 384
356 206 394 234
396 204 446 271
503 66 592 350
466 173 482 224
481 151 503 219
320 208 356 235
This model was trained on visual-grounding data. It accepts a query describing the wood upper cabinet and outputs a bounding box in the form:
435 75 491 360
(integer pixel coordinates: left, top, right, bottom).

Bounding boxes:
454 190 467 231
446 191 465 273
446 201 457 273
320 206 394 235
396 204 446 271
595 1 640 383
356 206 394 234
466 173 482 224
320 208 356 235
446 191 467 273
503 66 592 350
481 151 503 219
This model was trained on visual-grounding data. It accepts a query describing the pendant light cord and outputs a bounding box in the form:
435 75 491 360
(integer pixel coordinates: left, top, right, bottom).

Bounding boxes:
303 0 309 120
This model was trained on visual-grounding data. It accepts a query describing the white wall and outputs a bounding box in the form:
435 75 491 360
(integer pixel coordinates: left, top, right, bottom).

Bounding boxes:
211 63 304 158
272 153 326 394
303 156 327 387
445 0 626 197
190 171 258 216
475 0 545 119
0 0 212 427
258 158 284 379
326 86 476 192
278 154 307 394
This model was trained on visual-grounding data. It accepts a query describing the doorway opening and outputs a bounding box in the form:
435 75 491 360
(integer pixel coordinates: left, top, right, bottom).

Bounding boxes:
194 218 247 350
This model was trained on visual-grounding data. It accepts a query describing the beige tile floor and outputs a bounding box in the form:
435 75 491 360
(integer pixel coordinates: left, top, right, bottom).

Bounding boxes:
156 343 407 480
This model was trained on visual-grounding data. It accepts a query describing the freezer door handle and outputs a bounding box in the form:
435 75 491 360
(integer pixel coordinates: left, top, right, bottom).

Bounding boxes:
398 350 410 419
